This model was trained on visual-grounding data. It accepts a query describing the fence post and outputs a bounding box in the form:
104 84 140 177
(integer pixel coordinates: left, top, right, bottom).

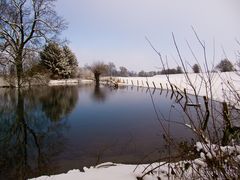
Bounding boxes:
202 96 209 131
222 102 232 145
152 81 156 89
183 88 188 111
170 84 174 93
160 83 163 90
146 81 149 88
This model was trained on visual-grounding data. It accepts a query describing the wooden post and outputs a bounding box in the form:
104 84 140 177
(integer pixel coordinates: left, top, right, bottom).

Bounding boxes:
170 90 174 99
131 80 134 86
222 102 232 145
137 80 139 87
183 88 188 111
202 96 209 131
160 83 163 90
184 88 188 103
152 81 156 89
160 87 163 95
170 84 175 99
170 84 174 93
174 85 183 102
142 80 144 87
146 81 150 88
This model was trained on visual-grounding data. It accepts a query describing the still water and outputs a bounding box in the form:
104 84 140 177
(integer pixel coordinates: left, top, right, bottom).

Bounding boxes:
0 85 195 179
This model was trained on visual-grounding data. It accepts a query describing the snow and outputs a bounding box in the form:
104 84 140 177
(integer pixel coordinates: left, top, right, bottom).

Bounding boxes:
30 163 164 180
30 141 240 180
117 72 240 107
48 79 93 86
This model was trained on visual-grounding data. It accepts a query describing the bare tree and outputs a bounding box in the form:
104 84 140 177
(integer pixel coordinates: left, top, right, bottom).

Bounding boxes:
107 62 117 76
119 66 128 77
88 62 108 87
140 31 240 180
0 0 66 87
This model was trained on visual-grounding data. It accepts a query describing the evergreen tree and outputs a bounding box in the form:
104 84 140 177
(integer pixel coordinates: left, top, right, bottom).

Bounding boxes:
192 64 200 73
40 43 78 79
216 59 234 72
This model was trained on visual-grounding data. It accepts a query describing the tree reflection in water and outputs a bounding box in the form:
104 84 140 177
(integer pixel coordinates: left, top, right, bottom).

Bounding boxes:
91 85 107 102
0 86 78 180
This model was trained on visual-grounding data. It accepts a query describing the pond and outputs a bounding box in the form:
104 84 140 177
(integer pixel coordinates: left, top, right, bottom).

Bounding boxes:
0 85 196 180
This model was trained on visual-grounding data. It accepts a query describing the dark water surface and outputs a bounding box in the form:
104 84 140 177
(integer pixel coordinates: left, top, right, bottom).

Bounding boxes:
0 85 195 179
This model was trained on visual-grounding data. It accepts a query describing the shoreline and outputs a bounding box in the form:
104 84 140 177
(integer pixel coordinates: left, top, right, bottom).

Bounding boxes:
0 77 94 87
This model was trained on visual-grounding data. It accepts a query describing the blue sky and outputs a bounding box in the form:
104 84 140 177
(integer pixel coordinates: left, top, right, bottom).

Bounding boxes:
56 0 240 71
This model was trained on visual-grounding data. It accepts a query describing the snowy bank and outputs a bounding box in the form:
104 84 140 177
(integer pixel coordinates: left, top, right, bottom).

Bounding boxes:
48 79 93 86
29 162 192 180
0 77 94 87
30 142 240 180
117 72 240 106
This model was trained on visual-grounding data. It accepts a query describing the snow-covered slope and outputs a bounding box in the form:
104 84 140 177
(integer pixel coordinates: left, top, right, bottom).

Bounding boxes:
117 72 240 106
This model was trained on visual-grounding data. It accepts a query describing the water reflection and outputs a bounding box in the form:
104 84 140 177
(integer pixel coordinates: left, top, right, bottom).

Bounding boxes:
0 86 79 180
39 86 78 121
91 85 107 102
0 85 199 180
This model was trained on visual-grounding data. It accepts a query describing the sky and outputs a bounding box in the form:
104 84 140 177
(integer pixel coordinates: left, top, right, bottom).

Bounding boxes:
56 0 240 72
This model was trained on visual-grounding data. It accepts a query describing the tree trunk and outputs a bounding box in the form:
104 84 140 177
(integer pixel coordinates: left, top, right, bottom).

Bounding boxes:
94 73 100 87
15 53 23 88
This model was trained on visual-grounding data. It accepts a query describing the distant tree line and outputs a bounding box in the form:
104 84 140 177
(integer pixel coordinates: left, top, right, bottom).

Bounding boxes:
85 62 138 77
84 62 186 78
90 63 184 77
137 66 184 77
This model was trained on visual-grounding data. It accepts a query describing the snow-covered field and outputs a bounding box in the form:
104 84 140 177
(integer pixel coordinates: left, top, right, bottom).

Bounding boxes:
31 72 240 180
117 72 240 106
